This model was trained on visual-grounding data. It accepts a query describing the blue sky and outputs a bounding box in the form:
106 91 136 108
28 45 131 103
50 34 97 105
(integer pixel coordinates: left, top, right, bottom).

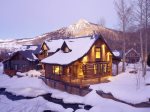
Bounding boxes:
0 0 118 39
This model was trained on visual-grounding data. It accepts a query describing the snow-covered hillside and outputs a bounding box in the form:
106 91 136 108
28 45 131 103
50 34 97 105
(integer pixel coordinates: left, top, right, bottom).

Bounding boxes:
0 38 35 51
0 19 121 52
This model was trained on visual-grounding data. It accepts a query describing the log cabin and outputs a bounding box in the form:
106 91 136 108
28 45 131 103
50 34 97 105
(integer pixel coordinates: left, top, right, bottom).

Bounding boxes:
125 48 140 64
3 50 39 76
41 35 118 95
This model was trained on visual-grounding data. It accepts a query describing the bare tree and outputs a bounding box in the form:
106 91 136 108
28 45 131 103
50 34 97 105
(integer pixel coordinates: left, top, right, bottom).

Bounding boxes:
114 0 132 72
133 0 150 77
143 0 150 76
134 0 145 76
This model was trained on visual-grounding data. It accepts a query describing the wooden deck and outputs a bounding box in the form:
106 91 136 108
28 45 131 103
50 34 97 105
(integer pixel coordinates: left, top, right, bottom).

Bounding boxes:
43 61 111 95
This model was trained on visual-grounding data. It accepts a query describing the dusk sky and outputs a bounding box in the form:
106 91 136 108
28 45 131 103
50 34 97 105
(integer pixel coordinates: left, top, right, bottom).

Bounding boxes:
0 0 118 39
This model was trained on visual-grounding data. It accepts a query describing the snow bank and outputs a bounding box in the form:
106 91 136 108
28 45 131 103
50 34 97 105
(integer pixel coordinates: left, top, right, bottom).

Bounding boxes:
90 64 150 104
0 62 3 74
17 70 42 77
0 95 72 112
112 62 123 76
145 66 150 84
0 75 49 97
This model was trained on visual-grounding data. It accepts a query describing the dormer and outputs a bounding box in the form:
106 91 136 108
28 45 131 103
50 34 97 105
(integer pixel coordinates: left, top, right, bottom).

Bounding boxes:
41 42 49 51
41 42 50 58
60 41 71 53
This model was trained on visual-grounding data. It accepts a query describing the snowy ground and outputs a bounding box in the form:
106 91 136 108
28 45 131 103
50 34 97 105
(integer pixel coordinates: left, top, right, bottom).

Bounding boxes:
91 63 150 104
0 95 73 112
17 70 42 77
0 62 3 74
0 63 150 112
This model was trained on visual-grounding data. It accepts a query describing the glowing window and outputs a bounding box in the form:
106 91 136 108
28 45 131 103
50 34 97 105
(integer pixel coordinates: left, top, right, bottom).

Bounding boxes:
53 66 62 75
82 56 88 64
64 47 69 53
103 64 107 73
107 52 110 61
95 48 101 59
94 64 97 74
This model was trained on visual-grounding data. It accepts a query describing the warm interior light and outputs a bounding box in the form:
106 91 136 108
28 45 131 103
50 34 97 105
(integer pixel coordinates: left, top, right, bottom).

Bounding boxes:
104 64 107 73
55 66 59 74
78 64 84 78
43 44 48 50
107 52 110 61
95 48 101 59
82 56 88 64
94 64 97 74
53 66 62 75
102 44 105 61
64 47 69 53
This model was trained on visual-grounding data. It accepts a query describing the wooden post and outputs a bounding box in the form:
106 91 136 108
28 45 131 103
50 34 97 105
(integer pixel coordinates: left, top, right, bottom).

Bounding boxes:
116 63 119 75
80 78 83 88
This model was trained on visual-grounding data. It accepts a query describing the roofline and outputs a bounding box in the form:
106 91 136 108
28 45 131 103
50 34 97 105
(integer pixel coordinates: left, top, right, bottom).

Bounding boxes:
41 41 50 50
3 51 38 63
46 35 95 41
42 34 119 65
125 48 140 56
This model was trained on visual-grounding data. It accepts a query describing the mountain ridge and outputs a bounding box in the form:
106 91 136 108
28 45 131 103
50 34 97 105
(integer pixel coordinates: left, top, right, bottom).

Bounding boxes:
0 19 145 53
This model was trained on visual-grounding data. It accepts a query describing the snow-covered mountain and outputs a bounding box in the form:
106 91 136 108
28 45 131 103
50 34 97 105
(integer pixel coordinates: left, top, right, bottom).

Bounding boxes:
0 19 122 52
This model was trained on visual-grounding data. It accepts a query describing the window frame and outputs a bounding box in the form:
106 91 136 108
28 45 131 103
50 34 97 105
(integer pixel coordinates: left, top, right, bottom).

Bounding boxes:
52 66 63 75
95 47 101 60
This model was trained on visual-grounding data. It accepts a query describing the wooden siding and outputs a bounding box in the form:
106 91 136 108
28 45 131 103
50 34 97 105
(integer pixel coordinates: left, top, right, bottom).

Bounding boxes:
3 52 38 76
126 50 140 63
44 38 112 87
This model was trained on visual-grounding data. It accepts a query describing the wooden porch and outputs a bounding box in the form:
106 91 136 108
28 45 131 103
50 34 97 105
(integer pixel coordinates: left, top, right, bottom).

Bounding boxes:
45 61 111 87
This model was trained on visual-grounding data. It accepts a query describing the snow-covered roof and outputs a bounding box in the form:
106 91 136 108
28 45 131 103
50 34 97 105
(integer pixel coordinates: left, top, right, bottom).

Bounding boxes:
21 45 41 54
125 48 140 56
41 35 98 65
113 51 120 57
3 50 38 62
112 50 123 58
18 50 38 61
44 39 64 53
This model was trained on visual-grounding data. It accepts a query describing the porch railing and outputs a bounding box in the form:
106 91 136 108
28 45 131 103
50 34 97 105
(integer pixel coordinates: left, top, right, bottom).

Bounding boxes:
45 61 112 87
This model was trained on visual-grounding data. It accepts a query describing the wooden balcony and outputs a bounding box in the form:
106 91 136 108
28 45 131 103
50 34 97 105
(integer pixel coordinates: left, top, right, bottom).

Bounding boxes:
45 61 111 87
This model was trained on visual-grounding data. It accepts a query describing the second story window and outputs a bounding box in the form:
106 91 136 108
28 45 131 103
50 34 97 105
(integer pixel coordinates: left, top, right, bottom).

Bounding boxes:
95 47 101 59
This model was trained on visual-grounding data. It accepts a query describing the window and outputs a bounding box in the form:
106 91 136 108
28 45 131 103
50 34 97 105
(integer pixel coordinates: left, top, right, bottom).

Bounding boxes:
94 64 97 74
82 56 88 64
52 66 62 75
64 47 70 53
103 64 107 73
107 52 111 61
95 47 101 59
